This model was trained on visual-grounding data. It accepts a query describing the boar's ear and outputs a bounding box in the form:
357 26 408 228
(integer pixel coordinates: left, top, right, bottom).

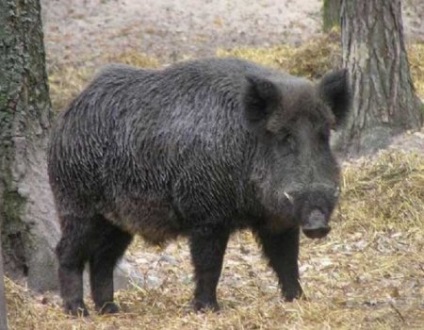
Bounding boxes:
243 75 282 127
318 69 351 127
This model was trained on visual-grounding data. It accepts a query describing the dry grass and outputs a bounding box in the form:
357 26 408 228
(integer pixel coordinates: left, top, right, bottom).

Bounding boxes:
5 150 424 329
218 32 424 99
408 43 424 99
48 34 424 113
48 51 160 112
217 29 343 80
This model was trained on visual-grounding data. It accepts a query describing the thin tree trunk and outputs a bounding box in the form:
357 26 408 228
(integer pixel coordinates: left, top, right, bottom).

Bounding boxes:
323 0 341 32
0 0 59 292
336 0 423 155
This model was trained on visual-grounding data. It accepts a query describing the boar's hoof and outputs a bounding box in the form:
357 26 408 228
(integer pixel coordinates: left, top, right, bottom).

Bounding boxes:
285 293 309 302
283 285 304 302
97 302 120 315
64 300 89 317
192 299 220 313
302 209 331 239
302 226 331 239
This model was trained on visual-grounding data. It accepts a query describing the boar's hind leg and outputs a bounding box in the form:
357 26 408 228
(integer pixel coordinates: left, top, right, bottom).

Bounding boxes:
56 215 93 316
257 227 303 301
88 215 133 314
189 226 230 312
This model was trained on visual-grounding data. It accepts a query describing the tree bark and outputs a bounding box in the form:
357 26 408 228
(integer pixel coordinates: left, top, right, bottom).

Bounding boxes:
323 0 341 32
0 230 8 330
0 0 59 292
336 0 423 155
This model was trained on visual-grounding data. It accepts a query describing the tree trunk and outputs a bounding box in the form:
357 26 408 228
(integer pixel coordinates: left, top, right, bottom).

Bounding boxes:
336 0 423 155
0 231 8 330
0 0 144 295
323 0 341 32
0 0 60 292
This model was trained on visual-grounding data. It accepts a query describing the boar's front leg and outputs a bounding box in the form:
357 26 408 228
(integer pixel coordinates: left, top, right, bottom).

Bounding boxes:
89 216 133 314
189 226 230 312
256 227 303 301
56 215 92 316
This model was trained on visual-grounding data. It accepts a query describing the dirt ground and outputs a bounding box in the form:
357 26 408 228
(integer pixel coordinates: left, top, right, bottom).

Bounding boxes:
41 0 424 68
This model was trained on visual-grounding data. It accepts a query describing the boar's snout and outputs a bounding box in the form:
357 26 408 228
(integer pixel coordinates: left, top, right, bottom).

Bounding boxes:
302 209 331 239
283 185 338 239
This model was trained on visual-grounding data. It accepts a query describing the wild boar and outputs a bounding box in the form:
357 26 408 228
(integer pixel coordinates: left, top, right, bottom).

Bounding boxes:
47 57 350 315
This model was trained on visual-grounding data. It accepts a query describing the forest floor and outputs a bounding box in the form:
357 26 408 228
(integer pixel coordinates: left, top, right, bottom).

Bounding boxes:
5 1 424 329
41 0 424 68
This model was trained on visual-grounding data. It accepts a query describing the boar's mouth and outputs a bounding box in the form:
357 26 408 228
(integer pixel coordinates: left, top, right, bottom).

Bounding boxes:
301 209 331 239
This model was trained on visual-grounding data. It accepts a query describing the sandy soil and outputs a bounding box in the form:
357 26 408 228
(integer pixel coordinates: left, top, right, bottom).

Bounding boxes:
41 0 424 68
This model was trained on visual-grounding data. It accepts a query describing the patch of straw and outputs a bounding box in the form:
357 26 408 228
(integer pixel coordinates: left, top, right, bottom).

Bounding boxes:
218 32 424 100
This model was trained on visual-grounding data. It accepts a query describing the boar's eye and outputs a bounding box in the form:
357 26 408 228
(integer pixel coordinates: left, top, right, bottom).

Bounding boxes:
319 129 330 143
278 132 296 150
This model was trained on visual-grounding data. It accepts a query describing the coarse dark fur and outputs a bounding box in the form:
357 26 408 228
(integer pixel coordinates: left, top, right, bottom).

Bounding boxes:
48 57 350 316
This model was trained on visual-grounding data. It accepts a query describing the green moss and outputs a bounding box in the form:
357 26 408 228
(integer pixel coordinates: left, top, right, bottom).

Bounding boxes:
323 0 341 32
2 190 26 230
1 187 29 276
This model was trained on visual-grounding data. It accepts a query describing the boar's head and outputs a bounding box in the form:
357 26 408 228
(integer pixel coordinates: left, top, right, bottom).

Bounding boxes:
244 69 351 238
